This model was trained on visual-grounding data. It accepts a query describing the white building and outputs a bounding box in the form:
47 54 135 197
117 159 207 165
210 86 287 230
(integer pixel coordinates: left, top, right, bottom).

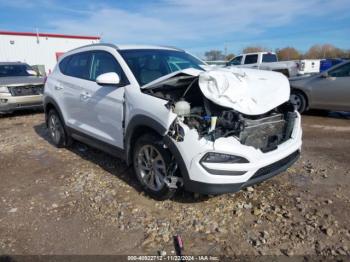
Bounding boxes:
0 30 100 74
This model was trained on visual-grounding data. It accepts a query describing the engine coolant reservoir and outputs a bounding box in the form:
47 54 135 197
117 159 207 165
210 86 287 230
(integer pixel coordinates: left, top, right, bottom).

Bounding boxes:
174 99 190 116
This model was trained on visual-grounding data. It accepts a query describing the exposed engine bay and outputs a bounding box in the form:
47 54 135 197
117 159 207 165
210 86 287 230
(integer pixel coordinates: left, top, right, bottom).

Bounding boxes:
143 74 297 153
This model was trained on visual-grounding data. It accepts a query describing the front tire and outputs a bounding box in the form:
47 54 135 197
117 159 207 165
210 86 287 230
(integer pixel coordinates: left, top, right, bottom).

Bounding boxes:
47 110 67 148
133 134 176 200
290 91 307 113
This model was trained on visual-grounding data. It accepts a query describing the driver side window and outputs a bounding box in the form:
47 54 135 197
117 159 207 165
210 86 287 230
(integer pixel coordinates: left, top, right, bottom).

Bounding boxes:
328 63 350 77
90 51 128 85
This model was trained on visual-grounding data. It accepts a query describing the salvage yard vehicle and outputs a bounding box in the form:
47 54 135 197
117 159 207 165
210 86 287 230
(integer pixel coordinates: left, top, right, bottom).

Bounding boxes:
44 44 302 199
0 62 45 113
227 52 320 77
290 60 350 113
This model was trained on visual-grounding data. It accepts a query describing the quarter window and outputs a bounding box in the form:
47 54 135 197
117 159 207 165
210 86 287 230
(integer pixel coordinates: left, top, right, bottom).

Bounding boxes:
244 54 258 64
58 56 71 74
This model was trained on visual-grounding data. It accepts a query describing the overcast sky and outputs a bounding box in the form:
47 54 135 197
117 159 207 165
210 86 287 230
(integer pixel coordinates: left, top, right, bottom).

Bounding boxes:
0 0 349 57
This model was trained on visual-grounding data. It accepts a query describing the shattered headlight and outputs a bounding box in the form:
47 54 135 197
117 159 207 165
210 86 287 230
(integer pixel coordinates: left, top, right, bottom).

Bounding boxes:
0 86 9 93
201 152 249 164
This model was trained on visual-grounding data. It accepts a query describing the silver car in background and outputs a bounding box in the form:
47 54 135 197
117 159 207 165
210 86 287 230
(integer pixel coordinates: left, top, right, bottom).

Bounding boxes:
0 62 45 114
290 61 350 113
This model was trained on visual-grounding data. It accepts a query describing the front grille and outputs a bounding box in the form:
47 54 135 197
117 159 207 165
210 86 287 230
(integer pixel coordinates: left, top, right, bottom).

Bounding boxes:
9 85 44 96
250 150 300 180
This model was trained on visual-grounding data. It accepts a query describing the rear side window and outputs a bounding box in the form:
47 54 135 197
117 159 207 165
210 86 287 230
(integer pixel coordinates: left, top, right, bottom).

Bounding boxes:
58 56 71 74
262 54 277 63
244 54 258 64
90 51 128 84
64 52 92 79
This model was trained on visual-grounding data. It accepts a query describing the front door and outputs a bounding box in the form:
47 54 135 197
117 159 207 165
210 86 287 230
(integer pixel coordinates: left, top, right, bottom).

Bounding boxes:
78 50 129 149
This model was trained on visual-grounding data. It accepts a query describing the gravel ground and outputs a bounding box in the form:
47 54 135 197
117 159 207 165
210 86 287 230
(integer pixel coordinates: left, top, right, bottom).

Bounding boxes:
0 110 349 257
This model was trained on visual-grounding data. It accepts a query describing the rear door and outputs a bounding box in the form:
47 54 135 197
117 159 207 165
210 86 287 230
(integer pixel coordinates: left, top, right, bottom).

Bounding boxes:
57 51 93 129
311 62 350 110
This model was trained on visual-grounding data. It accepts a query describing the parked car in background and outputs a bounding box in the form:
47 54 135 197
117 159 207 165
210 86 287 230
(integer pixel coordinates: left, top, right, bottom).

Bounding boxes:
0 62 45 114
227 52 320 77
290 61 350 113
320 58 344 72
44 44 301 199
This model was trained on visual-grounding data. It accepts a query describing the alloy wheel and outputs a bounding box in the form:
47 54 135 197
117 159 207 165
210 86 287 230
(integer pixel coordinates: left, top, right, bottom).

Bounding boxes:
136 145 166 191
48 114 62 145
290 93 302 111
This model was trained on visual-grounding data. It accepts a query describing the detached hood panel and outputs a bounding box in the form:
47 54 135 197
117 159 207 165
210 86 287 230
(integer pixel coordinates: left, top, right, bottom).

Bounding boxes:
198 67 290 115
142 67 290 116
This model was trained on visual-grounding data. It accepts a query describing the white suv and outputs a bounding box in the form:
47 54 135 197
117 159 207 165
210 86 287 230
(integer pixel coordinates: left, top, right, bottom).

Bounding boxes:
44 44 302 199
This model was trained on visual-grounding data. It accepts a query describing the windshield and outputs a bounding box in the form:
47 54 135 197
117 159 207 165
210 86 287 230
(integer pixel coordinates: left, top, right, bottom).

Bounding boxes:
119 49 204 86
0 64 33 77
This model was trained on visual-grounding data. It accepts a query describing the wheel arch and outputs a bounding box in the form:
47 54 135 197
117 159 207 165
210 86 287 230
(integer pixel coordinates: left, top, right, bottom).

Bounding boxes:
125 115 167 166
43 96 66 128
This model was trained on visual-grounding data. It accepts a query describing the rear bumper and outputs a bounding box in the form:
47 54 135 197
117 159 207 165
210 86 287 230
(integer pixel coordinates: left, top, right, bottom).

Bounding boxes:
0 94 43 112
185 150 300 194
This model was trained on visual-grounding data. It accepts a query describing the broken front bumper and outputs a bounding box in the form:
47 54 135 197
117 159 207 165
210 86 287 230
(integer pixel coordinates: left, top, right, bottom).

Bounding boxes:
165 112 302 194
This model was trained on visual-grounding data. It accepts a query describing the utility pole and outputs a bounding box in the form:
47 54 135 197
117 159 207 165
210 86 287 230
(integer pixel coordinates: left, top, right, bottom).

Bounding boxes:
36 28 40 44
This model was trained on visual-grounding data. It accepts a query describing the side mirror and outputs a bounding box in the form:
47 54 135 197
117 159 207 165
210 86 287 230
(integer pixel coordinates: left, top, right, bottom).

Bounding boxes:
96 72 120 85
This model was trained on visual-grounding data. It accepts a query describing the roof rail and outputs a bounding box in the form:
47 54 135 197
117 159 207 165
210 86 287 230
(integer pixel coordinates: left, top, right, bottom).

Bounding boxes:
159 45 184 52
70 43 119 52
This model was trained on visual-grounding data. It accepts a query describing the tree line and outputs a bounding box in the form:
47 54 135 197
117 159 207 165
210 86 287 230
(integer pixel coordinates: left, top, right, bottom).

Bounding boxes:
204 44 350 61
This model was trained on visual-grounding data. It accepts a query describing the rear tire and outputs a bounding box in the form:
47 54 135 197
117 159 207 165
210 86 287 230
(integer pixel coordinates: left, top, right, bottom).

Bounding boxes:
290 91 307 113
133 134 176 200
47 110 68 148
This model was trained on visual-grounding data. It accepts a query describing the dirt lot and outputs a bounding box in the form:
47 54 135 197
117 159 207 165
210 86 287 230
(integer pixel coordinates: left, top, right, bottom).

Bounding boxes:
0 110 349 257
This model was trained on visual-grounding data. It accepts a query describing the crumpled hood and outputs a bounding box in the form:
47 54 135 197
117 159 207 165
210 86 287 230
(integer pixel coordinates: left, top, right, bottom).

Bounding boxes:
0 76 45 86
198 67 290 115
142 67 290 116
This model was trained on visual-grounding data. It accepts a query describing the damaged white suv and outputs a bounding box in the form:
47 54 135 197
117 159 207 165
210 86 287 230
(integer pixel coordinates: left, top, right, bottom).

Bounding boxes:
44 44 302 199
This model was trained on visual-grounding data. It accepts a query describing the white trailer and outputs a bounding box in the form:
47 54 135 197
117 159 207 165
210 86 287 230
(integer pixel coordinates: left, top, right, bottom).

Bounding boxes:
0 31 100 74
